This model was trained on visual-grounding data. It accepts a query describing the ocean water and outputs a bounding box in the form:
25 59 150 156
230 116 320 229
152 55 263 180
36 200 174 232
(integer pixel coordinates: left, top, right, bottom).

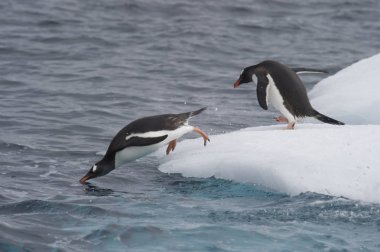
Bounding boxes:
1 0 380 251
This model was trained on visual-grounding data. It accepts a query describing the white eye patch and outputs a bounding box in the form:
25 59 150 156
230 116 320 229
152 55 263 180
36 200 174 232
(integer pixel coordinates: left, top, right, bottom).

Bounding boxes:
92 165 97 172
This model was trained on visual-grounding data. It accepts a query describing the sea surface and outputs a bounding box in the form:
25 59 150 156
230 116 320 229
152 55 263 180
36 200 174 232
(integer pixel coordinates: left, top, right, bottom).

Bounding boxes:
1 0 380 251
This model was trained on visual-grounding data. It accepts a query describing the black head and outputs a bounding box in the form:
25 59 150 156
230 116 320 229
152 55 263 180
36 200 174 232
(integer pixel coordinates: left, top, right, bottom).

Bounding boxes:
79 157 115 184
233 65 256 88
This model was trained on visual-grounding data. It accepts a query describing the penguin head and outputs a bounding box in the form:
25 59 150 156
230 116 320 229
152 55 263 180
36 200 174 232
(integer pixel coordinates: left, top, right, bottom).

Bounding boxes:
233 65 256 88
79 157 115 184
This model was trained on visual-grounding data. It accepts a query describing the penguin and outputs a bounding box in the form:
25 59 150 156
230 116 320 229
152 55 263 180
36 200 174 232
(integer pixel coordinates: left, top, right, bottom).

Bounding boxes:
233 60 344 129
79 108 210 184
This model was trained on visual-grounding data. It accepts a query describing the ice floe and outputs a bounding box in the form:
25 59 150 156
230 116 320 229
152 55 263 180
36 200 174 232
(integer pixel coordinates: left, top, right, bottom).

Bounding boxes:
159 53 380 203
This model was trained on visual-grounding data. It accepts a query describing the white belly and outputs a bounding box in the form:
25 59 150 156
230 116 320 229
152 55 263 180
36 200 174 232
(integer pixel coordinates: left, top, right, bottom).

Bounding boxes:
266 74 296 123
115 125 194 167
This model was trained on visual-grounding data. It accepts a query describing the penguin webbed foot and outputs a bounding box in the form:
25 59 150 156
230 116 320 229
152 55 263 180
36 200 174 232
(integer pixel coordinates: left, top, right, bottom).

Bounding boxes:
166 139 177 155
285 122 295 130
193 127 210 146
275 116 289 123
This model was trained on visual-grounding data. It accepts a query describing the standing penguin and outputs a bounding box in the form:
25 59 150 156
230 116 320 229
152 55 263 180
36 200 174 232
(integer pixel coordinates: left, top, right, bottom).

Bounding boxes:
80 108 210 184
233 60 344 129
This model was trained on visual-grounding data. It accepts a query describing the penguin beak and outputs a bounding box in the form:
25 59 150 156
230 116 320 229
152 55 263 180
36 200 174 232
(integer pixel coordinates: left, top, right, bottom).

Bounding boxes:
79 172 95 184
233 78 241 88
79 175 90 184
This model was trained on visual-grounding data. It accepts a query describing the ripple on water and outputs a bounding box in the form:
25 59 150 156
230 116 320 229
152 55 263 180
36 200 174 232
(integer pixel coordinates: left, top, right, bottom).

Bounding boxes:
1 0 380 251
207 193 380 225
0 199 123 218
81 224 166 248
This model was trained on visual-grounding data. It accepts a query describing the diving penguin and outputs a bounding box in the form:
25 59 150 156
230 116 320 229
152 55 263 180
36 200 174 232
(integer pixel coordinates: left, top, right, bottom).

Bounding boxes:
80 108 210 184
233 60 344 129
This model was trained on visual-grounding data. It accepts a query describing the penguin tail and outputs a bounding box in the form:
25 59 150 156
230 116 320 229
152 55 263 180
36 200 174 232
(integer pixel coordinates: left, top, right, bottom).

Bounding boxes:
189 107 207 117
312 110 345 125
179 107 207 124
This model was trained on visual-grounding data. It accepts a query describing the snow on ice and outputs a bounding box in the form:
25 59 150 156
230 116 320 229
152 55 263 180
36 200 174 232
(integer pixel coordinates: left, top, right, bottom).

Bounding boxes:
159 53 380 203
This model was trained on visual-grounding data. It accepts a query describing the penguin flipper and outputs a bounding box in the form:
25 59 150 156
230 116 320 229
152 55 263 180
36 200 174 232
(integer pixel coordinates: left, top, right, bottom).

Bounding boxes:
256 74 269 110
125 135 168 148
292 68 328 74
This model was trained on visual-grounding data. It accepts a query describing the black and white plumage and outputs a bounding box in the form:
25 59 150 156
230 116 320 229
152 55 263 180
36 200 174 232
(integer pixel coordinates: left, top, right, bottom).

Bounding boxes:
80 108 209 184
233 60 344 129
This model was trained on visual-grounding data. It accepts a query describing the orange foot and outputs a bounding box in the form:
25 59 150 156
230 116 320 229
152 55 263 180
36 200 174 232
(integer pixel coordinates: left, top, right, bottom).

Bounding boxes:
193 127 210 146
275 116 289 123
285 122 295 130
166 139 177 155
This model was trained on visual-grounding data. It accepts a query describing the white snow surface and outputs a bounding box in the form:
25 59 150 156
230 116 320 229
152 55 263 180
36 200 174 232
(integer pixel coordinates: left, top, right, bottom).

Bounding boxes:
310 53 380 125
158 53 380 203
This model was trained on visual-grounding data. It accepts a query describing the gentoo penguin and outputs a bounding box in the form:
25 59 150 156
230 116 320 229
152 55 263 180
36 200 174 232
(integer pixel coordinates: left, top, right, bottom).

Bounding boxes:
79 108 210 184
233 60 344 129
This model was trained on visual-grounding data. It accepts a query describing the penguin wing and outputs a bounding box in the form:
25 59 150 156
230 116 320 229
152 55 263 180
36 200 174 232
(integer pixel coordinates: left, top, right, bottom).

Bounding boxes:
124 135 168 148
291 68 328 74
256 74 269 110
106 134 168 156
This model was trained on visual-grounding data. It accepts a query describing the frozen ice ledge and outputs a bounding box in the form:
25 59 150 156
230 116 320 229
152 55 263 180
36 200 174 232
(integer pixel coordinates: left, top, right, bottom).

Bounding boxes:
158 53 380 203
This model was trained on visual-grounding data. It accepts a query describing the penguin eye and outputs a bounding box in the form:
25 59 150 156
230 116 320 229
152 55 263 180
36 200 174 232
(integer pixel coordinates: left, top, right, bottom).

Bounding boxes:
92 165 98 172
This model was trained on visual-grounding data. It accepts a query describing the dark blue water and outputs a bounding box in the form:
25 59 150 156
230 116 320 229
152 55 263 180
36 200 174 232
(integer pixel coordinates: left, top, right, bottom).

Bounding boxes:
1 0 380 251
